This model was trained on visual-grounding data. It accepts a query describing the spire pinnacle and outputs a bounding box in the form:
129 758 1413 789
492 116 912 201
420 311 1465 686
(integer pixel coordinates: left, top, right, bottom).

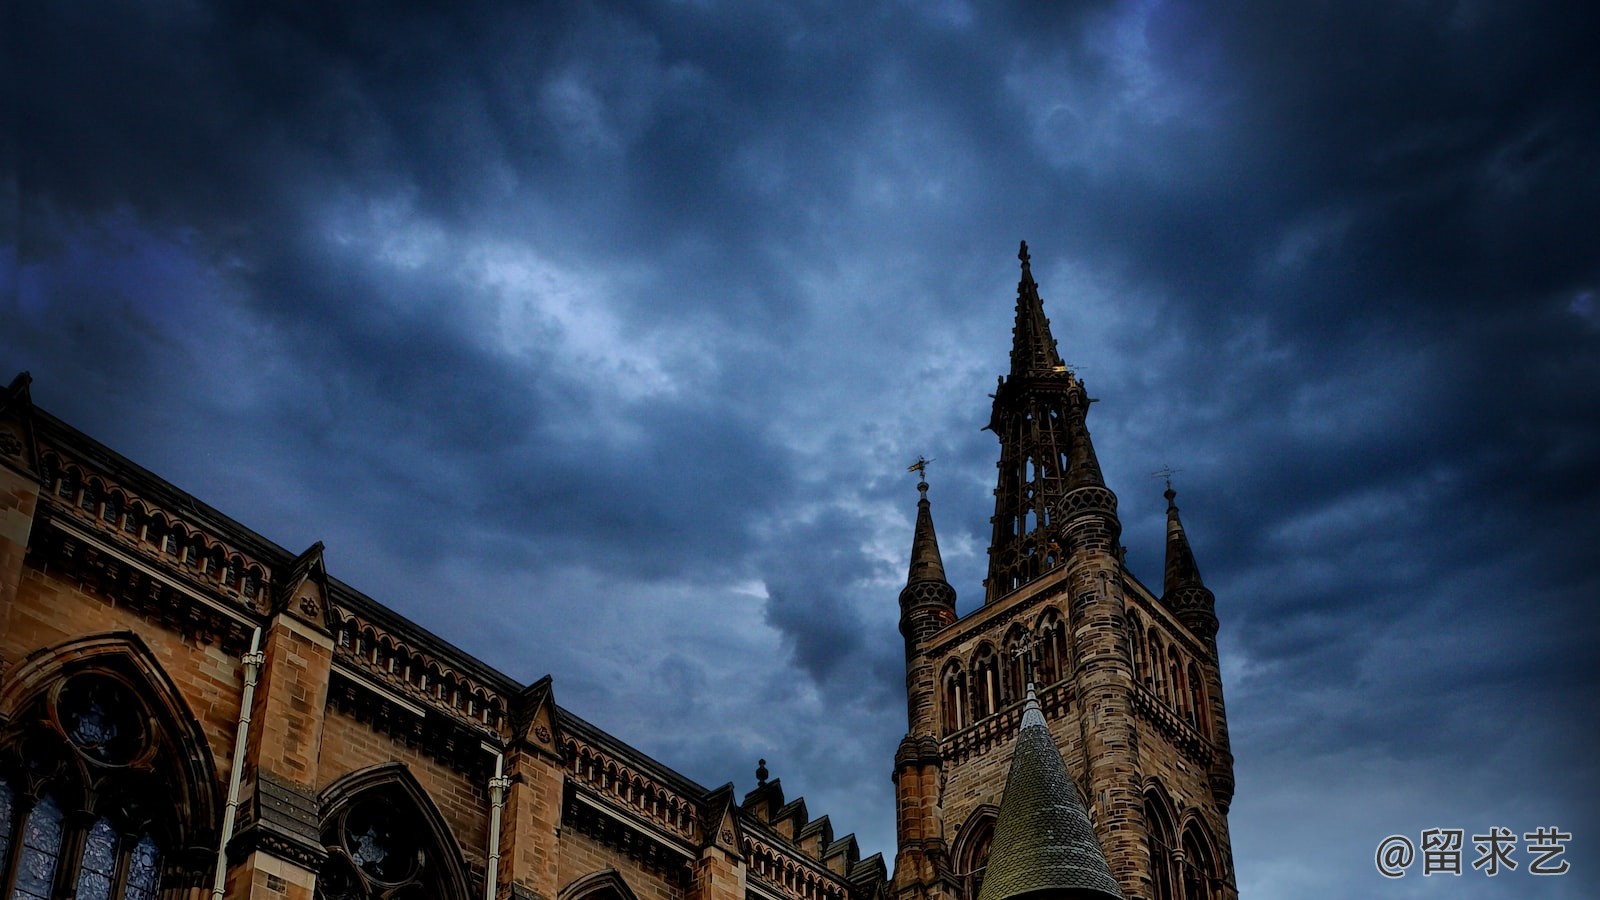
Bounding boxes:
1162 482 1204 594
905 460 949 585
1009 240 1065 379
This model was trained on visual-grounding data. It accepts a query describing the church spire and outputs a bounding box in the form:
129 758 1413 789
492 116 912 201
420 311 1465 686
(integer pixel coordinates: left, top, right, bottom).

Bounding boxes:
1010 241 1066 379
1161 483 1217 635
907 478 950 585
985 244 1118 602
899 461 956 646
975 685 1124 900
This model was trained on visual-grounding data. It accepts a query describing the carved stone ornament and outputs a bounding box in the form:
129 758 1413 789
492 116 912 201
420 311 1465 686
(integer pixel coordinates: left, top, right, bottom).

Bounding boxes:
721 828 735 845
0 430 20 457
300 596 320 617
533 724 552 743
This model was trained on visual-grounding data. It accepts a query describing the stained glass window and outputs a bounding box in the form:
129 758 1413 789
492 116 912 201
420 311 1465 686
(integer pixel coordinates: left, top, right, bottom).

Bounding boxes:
74 818 118 900
13 793 64 900
59 675 145 765
123 834 162 900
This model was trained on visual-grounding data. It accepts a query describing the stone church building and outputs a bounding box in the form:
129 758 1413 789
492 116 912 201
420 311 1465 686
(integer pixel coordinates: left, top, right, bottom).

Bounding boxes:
0 244 1236 900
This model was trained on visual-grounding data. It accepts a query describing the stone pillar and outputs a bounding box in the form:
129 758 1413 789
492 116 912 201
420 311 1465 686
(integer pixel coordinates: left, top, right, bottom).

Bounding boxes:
687 846 746 900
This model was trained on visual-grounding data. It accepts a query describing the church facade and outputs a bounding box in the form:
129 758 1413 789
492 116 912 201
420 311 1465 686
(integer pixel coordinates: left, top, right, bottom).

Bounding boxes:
0 244 1235 900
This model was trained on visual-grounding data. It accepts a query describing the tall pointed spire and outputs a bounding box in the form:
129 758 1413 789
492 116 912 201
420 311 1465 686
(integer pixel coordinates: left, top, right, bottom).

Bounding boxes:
1010 241 1066 379
899 468 956 646
976 686 1124 900
907 478 950 585
985 244 1118 602
1161 483 1216 635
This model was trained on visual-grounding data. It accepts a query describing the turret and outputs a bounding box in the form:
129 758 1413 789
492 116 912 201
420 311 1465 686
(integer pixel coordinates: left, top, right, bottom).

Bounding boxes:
893 468 956 900
1159 484 1235 813
976 684 1123 900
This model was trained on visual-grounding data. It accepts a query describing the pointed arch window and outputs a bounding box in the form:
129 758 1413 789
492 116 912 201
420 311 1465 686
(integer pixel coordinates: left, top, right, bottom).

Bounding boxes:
971 645 999 720
1037 610 1068 685
315 766 470 900
1002 628 1028 706
941 662 967 734
0 671 191 900
1180 823 1218 900
1145 788 1178 900
951 809 996 900
1187 662 1207 735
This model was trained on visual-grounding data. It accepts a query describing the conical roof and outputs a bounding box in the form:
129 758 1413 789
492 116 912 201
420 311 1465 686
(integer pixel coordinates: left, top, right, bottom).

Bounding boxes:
1009 241 1066 379
906 481 949 585
976 689 1123 900
1162 485 1204 594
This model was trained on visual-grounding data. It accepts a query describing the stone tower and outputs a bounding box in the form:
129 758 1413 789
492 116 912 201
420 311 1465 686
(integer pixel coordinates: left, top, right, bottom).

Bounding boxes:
890 244 1238 900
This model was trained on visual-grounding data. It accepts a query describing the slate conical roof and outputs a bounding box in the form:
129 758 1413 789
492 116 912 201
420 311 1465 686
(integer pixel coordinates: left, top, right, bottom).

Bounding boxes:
906 480 950 585
976 688 1124 900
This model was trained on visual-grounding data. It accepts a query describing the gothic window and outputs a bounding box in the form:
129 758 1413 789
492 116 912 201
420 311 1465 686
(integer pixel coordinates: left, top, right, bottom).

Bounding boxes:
162 529 180 556
80 482 100 514
952 809 995 900
971 645 999 720
102 493 122 525
1147 628 1163 694
941 662 967 734
0 658 211 900
123 503 143 537
1180 823 1217 900
316 766 469 900
1002 627 1028 704
1187 663 1207 735
1130 619 1146 684
1145 788 1178 900
1037 609 1067 685
1168 646 1184 714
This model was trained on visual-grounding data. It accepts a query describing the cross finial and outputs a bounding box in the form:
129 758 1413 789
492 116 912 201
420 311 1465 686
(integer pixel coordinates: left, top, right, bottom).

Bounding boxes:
1152 464 1181 502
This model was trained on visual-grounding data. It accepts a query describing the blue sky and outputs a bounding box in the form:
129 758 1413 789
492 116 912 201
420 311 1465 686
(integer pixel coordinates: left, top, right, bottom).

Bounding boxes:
5 2 1598 896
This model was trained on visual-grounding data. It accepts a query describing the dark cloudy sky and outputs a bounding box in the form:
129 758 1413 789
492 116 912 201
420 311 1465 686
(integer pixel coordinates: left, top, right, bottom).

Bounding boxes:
6 1 1599 896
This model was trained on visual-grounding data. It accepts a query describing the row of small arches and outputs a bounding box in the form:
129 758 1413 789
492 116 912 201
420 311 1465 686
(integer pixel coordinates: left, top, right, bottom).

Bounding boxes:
1130 615 1210 738
745 840 843 900
43 456 267 601
565 741 696 834
939 610 1070 734
336 618 503 726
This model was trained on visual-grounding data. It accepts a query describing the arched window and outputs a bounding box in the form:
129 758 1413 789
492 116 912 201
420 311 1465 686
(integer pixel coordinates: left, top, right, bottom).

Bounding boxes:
1187 662 1207 735
1002 626 1028 704
1147 627 1163 695
0 639 220 900
1130 619 1146 684
1181 821 1218 900
952 808 996 900
941 662 967 734
971 645 999 720
1037 609 1068 685
1168 645 1184 714
1145 787 1178 900
316 765 470 900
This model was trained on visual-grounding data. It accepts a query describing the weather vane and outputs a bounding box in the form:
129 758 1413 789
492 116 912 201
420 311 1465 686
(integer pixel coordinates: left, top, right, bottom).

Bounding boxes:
1151 463 1182 489
1012 633 1039 687
906 456 935 480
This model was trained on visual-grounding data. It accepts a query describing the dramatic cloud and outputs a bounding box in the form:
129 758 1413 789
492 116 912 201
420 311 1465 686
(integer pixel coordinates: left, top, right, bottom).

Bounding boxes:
7 1 1597 896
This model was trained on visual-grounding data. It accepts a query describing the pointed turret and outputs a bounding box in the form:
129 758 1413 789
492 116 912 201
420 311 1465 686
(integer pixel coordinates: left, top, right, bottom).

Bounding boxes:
899 477 957 646
1160 484 1216 636
985 244 1117 602
976 686 1123 900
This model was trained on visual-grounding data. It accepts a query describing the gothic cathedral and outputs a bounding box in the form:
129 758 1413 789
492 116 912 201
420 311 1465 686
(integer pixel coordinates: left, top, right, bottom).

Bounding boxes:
890 244 1237 900
0 244 1235 900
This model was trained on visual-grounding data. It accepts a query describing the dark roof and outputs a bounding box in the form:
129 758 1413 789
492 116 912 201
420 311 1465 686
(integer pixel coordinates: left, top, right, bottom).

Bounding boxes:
975 688 1124 900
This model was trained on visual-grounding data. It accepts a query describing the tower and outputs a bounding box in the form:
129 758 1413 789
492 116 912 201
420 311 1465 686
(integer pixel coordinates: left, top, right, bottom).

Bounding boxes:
891 245 1238 900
